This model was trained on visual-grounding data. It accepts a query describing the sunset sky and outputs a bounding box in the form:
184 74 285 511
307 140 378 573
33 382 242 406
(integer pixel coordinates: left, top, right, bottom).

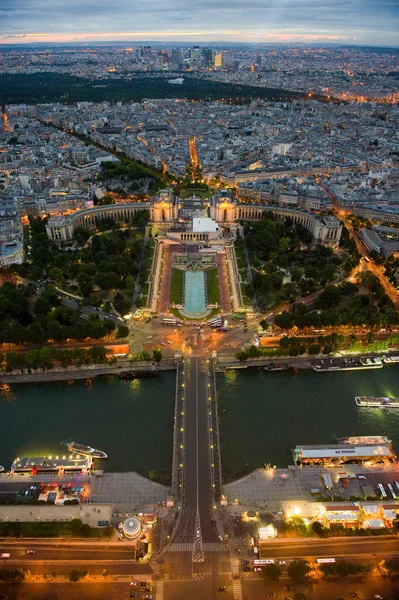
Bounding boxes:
1 0 399 46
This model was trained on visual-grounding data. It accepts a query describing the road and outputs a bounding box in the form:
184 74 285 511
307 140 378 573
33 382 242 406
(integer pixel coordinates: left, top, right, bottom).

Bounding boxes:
172 356 220 547
258 536 399 560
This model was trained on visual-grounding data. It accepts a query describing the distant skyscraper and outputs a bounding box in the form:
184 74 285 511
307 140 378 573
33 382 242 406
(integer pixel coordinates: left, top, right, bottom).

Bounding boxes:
202 47 213 67
232 59 240 72
214 52 223 68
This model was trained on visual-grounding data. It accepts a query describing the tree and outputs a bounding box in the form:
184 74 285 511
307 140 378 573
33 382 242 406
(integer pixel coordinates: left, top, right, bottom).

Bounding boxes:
33 296 51 316
68 569 88 582
319 563 337 578
315 285 341 309
153 348 162 362
308 343 321 355
288 559 311 582
263 564 282 581
117 325 129 339
49 267 64 282
311 521 326 537
275 312 294 330
0 568 25 583
384 557 399 574
73 227 90 244
125 274 135 292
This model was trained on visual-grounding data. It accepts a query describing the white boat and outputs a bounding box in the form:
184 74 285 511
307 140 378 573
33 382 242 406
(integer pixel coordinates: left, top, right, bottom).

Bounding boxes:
355 396 399 409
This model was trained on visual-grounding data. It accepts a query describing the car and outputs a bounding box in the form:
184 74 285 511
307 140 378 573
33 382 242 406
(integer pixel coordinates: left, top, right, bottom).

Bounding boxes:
285 597 291 600
26 550 36 555
284 586 293 591
145 588 151 592
267 594 276 598
241 560 250 565
374 596 383 600
129 581 137 587
217 587 226 592
130 594 137 598
241 566 251 572
144 596 152 599
254 567 262 572
350 594 357 598
140 582 148 587
279 560 287 565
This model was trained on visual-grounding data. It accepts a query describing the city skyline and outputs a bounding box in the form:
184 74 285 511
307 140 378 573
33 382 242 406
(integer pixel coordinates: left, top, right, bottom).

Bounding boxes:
1 0 399 47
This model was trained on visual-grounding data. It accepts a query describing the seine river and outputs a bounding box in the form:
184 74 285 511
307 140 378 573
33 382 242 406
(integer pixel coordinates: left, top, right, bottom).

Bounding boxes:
0 373 176 479
217 366 399 481
1 367 399 482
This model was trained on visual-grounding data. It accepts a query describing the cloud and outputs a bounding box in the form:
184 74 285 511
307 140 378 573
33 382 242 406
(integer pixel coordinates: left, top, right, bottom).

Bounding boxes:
1 0 398 45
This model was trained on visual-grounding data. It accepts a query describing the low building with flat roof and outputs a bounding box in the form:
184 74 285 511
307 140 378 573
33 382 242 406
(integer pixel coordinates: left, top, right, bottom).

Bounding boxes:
292 443 395 466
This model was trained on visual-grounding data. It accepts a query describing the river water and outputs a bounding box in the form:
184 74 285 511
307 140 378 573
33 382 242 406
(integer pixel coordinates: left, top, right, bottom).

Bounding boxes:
0 373 175 479
1 367 399 482
217 366 399 481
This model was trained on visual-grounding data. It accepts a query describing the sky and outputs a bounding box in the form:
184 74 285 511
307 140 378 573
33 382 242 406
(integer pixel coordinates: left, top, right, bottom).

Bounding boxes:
1 0 399 47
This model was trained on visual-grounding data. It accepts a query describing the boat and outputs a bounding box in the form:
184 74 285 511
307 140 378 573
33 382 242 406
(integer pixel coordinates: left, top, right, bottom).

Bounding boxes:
383 355 399 363
263 363 290 372
0 466 3 473
355 396 399 409
312 356 383 372
337 435 391 445
118 369 159 380
67 442 108 459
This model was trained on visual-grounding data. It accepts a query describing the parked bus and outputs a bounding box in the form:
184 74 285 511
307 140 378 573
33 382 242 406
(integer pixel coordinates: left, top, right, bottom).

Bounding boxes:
211 321 222 328
312 329 326 334
321 473 333 490
254 559 274 566
395 481 399 494
387 483 397 499
163 318 177 326
377 483 387 498
209 316 222 324
365 256 370 262
317 558 336 564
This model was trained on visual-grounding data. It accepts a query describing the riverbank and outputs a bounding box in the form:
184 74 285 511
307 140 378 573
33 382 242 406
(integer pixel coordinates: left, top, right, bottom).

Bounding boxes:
216 351 399 371
0 360 176 384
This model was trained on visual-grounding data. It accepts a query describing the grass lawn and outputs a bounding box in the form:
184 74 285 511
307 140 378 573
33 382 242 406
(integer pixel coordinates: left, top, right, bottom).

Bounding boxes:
170 268 184 305
206 268 220 305
177 188 211 199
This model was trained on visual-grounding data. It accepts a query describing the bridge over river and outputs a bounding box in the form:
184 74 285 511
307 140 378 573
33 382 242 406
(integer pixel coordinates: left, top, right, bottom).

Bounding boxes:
159 351 242 598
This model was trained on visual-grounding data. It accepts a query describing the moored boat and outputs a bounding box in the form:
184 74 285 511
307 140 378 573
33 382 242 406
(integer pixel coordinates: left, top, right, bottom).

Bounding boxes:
67 441 108 459
337 435 391 445
355 396 399 409
118 369 159 380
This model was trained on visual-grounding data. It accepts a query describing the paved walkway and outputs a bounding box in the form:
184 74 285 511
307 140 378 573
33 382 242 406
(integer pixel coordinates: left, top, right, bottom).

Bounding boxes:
89 472 171 511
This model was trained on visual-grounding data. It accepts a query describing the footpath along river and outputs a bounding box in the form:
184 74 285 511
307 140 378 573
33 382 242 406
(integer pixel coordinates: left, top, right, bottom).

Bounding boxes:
1 367 399 480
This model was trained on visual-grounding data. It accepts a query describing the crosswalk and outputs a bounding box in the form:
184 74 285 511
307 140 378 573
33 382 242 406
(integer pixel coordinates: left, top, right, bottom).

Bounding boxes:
202 543 226 552
192 573 205 581
232 578 243 600
155 580 164 600
168 542 194 552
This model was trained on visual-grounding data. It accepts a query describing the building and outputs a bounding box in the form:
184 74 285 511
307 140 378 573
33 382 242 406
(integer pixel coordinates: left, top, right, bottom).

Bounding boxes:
292 442 395 467
214 53 223 68
361 226 399 258
46 188 342 245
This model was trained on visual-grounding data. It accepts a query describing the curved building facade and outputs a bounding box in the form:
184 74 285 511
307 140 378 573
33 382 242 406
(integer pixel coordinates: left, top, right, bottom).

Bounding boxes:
46 203 147 241
45 188 342 245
